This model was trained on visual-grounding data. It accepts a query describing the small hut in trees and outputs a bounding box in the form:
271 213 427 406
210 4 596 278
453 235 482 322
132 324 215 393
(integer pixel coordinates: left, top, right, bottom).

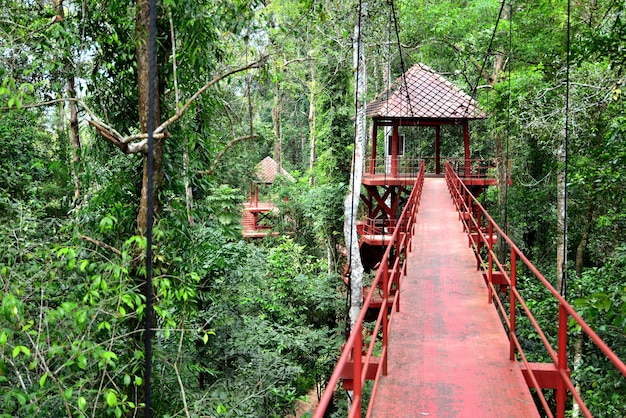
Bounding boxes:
242 156 294 238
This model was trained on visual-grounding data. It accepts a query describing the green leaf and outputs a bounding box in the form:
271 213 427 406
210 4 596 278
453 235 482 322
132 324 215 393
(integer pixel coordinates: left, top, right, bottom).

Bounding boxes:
106 390 118 407
77 354 87 370
78 396 87 411
0 332 7 345
64 387 73 400
14 392 26 406
39 373 48 388
12 345 30 358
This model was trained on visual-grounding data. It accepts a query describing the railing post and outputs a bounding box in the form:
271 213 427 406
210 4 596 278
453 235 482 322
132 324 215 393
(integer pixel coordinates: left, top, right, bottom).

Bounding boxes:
487 221 493 304
370 123 377 175
556 303 568 418
353 326 362 417
509 249 517 361
383 260 389 376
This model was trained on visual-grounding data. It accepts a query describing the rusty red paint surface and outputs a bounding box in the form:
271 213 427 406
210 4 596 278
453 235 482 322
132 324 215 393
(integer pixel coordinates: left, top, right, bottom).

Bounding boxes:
369 178 539 417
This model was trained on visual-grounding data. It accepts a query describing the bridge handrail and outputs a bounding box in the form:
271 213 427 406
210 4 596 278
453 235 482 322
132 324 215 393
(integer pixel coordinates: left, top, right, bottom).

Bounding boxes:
445 161 626 418
313 161 425 418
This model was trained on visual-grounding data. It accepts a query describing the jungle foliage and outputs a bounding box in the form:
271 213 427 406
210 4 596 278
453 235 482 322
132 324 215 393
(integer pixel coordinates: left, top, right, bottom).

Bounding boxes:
0 0 625 416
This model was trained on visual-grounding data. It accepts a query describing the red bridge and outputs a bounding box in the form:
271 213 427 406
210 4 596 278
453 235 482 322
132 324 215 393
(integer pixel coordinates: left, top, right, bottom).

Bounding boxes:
312 163 626 417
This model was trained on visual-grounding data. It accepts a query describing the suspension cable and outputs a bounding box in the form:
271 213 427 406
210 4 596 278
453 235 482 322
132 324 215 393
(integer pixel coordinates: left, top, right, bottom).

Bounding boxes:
561 0 571 298
390 0 414 117
144 0 157 415
472 0 507 96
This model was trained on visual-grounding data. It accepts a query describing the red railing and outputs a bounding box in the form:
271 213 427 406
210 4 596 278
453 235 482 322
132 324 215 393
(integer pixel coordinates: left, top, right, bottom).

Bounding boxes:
446 157 503 179
445 161 626 417
356 218 396 237
313 162 425 418
364 157 422 178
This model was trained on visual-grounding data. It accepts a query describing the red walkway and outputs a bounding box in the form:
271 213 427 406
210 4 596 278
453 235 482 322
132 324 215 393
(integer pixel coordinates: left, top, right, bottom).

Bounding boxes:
370 177 539 417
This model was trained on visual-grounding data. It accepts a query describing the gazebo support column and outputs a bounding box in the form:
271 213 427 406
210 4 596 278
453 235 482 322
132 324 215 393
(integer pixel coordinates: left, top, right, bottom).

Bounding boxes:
435 125 441 175
391 122 399 177
463 121 470 177
370 122 378 175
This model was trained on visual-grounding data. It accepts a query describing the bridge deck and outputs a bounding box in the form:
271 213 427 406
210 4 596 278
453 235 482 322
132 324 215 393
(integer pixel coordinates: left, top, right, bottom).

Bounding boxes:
370 177 539 417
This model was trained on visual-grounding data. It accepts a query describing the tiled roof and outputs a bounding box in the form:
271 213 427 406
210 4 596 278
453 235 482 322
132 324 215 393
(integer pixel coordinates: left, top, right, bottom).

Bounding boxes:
255 156 295 184
366 63 487 120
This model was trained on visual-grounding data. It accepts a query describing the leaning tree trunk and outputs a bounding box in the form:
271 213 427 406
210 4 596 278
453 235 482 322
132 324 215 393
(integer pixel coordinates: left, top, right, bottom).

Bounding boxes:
344 0 368 332
136 0 164 234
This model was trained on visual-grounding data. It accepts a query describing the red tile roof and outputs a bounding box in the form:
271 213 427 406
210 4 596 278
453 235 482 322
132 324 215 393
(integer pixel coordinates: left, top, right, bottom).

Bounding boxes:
366 63 487 120
255 156 295 184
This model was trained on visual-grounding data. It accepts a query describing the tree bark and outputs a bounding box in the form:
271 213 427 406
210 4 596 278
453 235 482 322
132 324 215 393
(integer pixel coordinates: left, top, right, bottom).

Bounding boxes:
493 3 511 260
52 0 82 200
272 83 282 172
344 0 367 331
572 193 594 417
136 0 164 234
556 139 566 293
308 57 317 186
68 76 82 200
575 195 595 278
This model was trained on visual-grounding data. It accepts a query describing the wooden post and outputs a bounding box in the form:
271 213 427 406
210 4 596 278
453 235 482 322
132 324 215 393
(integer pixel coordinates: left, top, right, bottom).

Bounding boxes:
463 121 470 178
435 125 441 174
392 121 399 177
370 121 378 175
509 249 517 361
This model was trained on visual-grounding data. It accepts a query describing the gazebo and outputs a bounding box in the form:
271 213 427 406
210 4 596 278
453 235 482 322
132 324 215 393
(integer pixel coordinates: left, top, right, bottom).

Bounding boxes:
366 63 487 178
242 156 294 238
357 63 488 267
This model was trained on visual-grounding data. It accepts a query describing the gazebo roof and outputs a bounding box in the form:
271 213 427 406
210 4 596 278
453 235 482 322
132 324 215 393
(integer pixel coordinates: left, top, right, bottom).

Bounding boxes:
255 156 295 184
366 63 487 120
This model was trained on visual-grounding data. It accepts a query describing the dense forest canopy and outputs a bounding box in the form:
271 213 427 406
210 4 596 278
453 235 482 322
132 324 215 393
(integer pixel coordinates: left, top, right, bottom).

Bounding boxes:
0 0 625 416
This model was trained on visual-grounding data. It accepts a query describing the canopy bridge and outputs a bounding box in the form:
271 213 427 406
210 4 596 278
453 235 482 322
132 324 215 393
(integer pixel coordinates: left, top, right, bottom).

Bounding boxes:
313 163 626 417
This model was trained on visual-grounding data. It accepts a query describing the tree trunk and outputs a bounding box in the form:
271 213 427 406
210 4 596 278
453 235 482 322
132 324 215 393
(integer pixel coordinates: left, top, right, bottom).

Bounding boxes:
136 0 164 234
272 84 282 172
344 0 367 332
556 140 566 293
68 77 82 200
571 193 594 417
52 0 82 200
495 132 508 261
575 195 595 278
493 3 511 260
308 58 316 186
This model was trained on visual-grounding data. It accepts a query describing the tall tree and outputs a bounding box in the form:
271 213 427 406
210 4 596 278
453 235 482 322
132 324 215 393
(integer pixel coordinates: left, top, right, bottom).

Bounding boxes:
345 0 368 330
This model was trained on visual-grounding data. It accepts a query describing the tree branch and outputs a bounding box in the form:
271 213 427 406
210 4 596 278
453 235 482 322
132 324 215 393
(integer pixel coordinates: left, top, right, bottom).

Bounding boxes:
197 135 257 176
9 58 267 155
79 235 122 256
154 57 268 136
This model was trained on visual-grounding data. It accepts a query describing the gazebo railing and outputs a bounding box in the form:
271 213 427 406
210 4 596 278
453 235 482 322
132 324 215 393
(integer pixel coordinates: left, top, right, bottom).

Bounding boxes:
364 157 423 178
